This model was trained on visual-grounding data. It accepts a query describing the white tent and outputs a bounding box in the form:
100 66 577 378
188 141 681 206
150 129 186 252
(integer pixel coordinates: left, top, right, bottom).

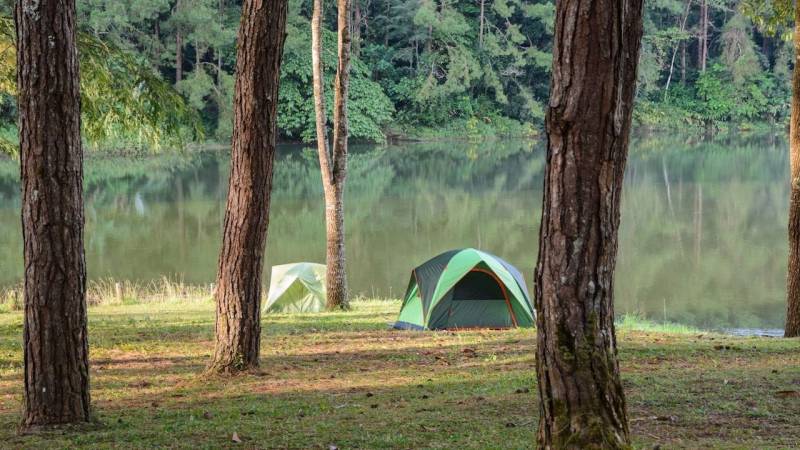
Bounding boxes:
264 263 327 313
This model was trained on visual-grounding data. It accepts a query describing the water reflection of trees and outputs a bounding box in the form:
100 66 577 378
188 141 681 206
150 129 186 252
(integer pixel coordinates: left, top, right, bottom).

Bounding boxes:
618 138 788 329
0 137 791 328
266 140 544 299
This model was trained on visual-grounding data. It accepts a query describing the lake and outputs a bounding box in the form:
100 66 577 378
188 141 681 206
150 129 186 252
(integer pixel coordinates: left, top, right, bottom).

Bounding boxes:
0 133 790 330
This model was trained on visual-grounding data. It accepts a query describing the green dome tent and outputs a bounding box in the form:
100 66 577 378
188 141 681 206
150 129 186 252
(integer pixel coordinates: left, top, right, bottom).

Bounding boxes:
394 249 534 330
264 263 327 313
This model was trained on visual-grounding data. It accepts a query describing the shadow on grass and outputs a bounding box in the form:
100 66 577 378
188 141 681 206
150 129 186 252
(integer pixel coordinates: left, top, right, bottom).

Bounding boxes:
0 363 536 449
2 302 800 448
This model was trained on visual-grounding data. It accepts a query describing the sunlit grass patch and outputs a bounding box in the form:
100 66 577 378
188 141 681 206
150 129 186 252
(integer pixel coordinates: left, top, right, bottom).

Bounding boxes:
617 313 702 334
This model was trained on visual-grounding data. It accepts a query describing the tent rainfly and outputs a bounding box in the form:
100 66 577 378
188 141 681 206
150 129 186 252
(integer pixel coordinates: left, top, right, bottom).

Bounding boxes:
264 263 327 313
394 248 534 330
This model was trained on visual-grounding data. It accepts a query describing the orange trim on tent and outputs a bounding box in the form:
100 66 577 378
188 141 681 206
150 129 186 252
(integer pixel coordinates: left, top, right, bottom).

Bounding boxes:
469 268 518 328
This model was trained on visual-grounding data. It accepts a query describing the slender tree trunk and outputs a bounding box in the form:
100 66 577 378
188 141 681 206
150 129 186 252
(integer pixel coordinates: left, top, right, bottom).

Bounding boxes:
15 0 91 428
785 4 800 337
696 2 703 71
207 0 289 374
176 31 183 83
479 0 485 48
154 22 161 64
663 0 692 99
353 0 362 57
700 0 708 72
681 41 686 84
534 0 644 447
217 0 225 86
175 0 183 84
312 0 351 310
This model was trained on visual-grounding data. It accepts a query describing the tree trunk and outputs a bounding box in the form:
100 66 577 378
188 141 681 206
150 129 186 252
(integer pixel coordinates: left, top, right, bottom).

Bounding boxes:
703 1 708 72
700 0 708 72
175 0 183 84
207 0 289 374
534 0 644 447
681 41 686 84
696 2 703 71
15 0 91 428
353 0 362 57
785 4 800 338
195 39 201 68
663 0 692 99
312 0 351 310
154 21 161 64
217 0 225 86
176 30 183 83
479 0 485 48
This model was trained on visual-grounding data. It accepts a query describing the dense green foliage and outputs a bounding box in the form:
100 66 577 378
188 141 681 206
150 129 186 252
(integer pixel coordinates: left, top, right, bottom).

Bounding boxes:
0 13 201 156
0 0 794 152
634 0 794 130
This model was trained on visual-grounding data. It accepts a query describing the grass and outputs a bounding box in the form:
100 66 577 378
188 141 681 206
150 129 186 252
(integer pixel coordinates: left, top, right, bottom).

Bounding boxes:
0 296 799 449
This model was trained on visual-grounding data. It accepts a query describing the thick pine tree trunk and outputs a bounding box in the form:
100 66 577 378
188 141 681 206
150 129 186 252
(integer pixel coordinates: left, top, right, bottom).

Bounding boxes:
312 0 351 310
534 0 644 448
785 4 800 338
15 0 91 428
207 0 288 374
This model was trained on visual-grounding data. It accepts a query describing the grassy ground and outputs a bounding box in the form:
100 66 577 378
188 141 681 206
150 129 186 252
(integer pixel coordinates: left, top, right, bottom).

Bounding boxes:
0 299 799 449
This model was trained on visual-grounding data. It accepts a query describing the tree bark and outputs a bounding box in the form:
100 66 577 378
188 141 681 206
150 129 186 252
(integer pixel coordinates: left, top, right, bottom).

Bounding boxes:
681 41 686 84
207 0 288 374
15 0 91 428
195 39 201 68
699 0 708 72
479 0 485 48
176 31 183 83
175 0 183 84
353 0 362 57
312 0 351 310
217 0 225 86
785 4 800 337
534 0 644 448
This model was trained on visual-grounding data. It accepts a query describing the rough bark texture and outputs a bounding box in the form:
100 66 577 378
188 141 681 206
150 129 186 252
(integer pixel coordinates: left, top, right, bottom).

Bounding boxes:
534 0 644 448
15 0 91 428
208 0 288 374
311 0 351 310
785 4 800 338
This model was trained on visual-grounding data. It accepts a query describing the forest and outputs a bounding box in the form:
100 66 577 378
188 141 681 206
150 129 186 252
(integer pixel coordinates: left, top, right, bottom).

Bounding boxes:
0 0 794 154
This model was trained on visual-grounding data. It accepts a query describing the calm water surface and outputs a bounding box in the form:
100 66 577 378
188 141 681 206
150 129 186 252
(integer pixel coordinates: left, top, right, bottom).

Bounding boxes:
0 134 790 329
